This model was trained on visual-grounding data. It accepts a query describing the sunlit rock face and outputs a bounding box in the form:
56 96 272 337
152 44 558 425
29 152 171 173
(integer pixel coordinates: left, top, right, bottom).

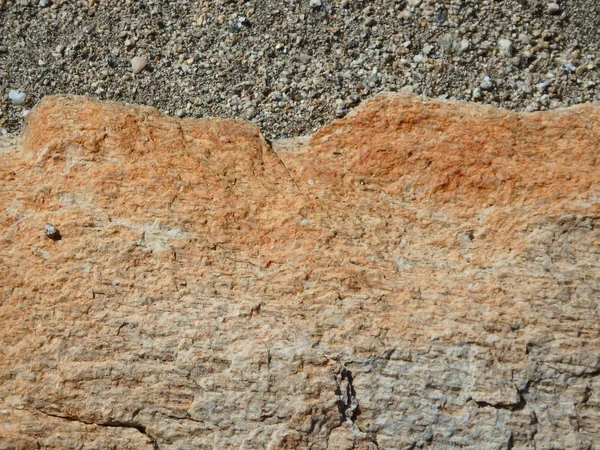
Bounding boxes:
1 94 599 449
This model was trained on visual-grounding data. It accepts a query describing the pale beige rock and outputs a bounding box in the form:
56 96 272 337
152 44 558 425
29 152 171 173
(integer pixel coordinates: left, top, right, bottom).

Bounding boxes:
131 56 148 74
0 94 599 449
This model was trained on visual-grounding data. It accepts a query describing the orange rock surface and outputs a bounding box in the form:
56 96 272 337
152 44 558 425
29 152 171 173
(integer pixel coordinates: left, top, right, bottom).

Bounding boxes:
0 94 598 449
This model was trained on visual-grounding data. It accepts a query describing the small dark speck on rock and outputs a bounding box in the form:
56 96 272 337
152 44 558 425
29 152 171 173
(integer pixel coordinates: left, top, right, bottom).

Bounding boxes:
44 224 61 241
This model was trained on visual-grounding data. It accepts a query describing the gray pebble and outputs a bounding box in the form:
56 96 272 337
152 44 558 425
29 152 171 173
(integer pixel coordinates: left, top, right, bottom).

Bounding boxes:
480 76 494 90
547 3 561 15
44 224 61 240
8 90 26 105
498 39 514 57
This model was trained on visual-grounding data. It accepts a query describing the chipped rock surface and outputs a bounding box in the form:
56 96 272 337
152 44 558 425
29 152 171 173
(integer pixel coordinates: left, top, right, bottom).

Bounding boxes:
0 94 599 449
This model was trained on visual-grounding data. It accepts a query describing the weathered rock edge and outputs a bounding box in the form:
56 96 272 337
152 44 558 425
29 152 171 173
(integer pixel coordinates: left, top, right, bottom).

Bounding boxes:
0 94 598 449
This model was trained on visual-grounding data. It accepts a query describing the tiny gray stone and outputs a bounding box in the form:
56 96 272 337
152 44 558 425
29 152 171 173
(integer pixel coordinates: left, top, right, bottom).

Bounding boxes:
309 0 322 8
459 39 471 54
480 76 494 90
547 2 560 15
44 224 61 240
498 39 514 57
438 33 459 54
335 105 347 118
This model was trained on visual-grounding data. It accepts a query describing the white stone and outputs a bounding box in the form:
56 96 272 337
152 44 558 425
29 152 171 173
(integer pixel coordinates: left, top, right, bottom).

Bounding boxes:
547 2 560 15
8 90 26 105
498 39 514 57
131 56 148 74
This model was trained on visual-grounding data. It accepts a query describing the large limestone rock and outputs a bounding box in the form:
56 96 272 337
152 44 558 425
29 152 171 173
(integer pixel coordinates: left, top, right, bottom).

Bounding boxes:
1 94 599 449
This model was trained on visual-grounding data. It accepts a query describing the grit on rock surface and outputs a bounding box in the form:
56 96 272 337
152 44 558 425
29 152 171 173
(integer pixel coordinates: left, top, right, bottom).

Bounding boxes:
0 94 599 449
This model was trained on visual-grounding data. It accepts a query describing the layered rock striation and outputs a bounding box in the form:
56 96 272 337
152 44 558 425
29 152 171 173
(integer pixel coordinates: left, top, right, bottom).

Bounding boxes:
1 94 599 449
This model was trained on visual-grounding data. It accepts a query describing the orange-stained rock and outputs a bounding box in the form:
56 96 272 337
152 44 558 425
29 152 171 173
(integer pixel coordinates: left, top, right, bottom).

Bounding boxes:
0 94 599 449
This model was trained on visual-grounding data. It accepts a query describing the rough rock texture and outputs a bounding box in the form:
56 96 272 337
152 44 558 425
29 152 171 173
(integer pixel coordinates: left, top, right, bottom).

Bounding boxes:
1 94 599 449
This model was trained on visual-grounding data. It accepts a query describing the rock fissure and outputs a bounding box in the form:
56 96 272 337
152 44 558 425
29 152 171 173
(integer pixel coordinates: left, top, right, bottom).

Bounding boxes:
335 364 359 423
32 408 160 450
334 364 381 448
473 393 527 412
164 413 205 425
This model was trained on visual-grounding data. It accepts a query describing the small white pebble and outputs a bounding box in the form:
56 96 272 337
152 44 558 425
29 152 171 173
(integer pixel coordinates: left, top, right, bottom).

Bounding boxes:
131 56 148 74
8 90 26 105
547 2 560 15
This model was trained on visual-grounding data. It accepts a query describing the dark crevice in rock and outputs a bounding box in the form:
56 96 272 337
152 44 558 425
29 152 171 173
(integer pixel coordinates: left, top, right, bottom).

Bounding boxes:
507 432 514 449
33 408 160 450
334 364 380 449
474 391 527 412
335 364 360 423
573 368 600 379
165 413 204 424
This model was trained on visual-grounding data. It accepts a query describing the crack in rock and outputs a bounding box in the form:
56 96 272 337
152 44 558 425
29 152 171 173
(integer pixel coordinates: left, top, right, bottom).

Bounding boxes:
335 364 360 423
33 408 160 450
334 364 380 449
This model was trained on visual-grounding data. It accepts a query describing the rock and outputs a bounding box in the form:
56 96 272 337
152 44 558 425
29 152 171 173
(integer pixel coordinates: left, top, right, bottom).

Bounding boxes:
1 94 599 449
547 2 561 15
498 38 514 57
438 32 459 54
459 39 471 54
335 103 347 118
43 223 61 240
480 76 494 90
309 0 322 8
8 90 26 105
130 56 148 74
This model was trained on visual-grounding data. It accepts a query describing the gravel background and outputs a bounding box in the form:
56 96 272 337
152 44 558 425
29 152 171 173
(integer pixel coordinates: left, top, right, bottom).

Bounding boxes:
1 0 600 138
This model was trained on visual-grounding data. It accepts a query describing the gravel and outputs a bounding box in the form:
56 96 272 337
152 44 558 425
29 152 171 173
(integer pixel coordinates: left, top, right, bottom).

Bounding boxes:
1 0 600 138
